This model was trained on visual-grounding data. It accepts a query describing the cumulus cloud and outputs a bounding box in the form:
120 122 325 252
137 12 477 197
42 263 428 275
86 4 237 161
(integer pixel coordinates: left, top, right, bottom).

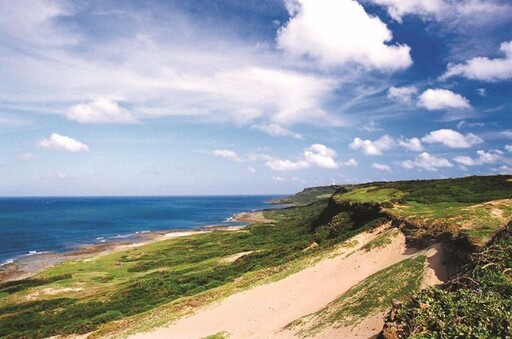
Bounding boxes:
277 0 412 71
349 135 394 155
265 143 341 171
387 86 418 104
37 133 89 153
303 144 339 169
372 162 392 172
418 89 471 110
251 124 303 139
212 149 243 162
506 145 512 152
422 129 483 148
453 150 503 166
66 98 137 124
441 41 512 82
401 152 453 171
272 176 285 181
398 137 424 152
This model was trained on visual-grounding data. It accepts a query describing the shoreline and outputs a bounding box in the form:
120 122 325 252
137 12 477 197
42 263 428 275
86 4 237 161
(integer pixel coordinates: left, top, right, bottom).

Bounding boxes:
0 223 248 283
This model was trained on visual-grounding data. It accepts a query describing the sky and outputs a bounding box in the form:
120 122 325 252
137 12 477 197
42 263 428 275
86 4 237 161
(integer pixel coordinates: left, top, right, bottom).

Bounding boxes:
0 0 511 196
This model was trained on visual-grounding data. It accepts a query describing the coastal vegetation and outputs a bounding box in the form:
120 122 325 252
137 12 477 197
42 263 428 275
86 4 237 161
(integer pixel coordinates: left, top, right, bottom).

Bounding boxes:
0 197 385 338
0 175 510 338
382 222 512 338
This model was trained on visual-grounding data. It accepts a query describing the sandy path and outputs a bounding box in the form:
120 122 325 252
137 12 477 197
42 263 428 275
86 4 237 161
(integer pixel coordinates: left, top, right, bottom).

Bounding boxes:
131 226 418 339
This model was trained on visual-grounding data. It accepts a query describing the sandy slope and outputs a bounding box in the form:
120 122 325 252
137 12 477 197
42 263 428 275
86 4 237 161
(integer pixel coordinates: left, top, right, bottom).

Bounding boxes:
130 225 436 339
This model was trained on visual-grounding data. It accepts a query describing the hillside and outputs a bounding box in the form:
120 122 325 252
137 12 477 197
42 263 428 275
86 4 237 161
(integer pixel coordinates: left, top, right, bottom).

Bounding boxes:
0 175 510 338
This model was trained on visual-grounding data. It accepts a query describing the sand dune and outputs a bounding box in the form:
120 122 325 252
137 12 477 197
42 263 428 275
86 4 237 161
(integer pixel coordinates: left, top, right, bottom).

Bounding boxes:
131 224 445 339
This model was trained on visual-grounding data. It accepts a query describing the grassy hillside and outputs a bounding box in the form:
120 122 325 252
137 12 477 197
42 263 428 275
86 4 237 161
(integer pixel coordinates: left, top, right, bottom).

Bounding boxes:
0 200 386 338
333 175 512 245
270 185 343 205
0 175 510 338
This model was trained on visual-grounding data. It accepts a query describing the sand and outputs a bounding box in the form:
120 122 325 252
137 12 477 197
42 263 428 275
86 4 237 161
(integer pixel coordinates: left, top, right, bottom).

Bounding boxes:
131 225 440 339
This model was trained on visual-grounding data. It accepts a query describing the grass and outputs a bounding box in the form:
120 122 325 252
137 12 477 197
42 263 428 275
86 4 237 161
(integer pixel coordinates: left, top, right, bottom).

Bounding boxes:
202 331 230 339
272 185 341 205
288 255 426 337
362 229 397 252
334 175 512 244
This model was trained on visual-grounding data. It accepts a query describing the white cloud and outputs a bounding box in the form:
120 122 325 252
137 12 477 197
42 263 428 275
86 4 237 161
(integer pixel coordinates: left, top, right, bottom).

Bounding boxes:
497 165 512 174
304 144 339 169
372 162 391 172
277 0 412 71
368 0 446 22
20 153 34 161
0 1 342 128
398 137 424 152
251 124 303 139
505 145 512 152
37 133 89 153
401 152 453 171
342 158 358 167
387 86 418 104
453 150 503 166
56 172 68 180
361 121 382 132
66 98 137 124
441 41 512 82
266 159 309 171
212 149 243 162
369 0 512 24
418 89 471 110
349 135 394 155
501 130 512 138
265 143 339 171
272 176 285 182
476 88 486 96
422 129 483 148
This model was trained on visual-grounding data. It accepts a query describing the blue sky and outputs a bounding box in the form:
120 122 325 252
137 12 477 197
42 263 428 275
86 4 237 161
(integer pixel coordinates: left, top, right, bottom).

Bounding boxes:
0 0 511 196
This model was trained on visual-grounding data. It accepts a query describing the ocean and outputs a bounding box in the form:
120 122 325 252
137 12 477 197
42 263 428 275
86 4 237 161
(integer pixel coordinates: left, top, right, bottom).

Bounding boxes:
0 195 282 266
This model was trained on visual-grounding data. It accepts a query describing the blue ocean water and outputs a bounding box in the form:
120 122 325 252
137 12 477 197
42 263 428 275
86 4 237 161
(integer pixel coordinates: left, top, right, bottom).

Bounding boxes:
0 196 282 266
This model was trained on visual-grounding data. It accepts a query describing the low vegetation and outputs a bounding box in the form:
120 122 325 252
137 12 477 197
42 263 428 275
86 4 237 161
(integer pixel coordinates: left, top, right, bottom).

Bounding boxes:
334 175 512 245
382 222 512 338
0 175 510 338
270 185 342 205
0 199 386 338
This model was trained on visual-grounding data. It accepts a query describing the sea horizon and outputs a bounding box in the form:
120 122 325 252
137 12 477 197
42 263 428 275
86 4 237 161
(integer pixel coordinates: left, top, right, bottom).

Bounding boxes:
0 195 284 266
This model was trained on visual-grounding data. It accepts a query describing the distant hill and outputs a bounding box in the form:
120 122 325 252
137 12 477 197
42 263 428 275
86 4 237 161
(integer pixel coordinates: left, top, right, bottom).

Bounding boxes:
269 185 344 205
